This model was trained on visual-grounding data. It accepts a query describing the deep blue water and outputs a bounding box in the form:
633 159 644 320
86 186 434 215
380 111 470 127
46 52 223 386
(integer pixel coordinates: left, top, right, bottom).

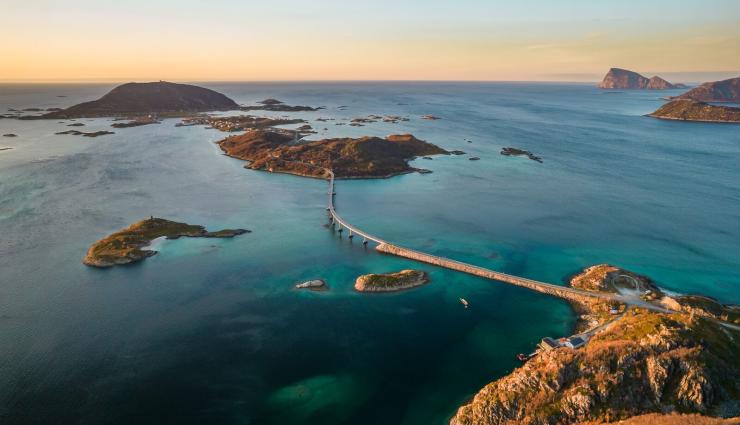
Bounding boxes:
0 82 738 425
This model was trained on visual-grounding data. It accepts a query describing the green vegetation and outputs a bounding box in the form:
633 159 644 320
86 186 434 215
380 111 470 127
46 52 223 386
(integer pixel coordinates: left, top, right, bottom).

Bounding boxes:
354 270 429 292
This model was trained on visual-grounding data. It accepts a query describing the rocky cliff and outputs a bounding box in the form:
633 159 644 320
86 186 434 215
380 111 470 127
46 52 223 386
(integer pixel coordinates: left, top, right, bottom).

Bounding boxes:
46 81 239 118
674 77 740 102
450 310 739 425
450 266 739 425
598 68 684 90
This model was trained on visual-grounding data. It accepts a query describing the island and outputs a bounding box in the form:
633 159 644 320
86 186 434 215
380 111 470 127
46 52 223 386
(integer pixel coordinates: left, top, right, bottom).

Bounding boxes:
55 130 115 137
354 270 429 292
239 98 320 112
83 217 249 267
449 264 739 425
43 81 240 118
598 68 685 90
672 77 740 102
217 130 448 179
500 147 542 163
177 115 305 132
111 117 161 128
3 133 17 137
648 99 740 123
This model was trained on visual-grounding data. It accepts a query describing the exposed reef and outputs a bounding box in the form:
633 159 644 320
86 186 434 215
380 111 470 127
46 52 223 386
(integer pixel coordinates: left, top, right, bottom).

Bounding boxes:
55 130 115 137
176 115 305 132
111 117 161 128
239 98 320 112
501 147 543 163
83 217 249 267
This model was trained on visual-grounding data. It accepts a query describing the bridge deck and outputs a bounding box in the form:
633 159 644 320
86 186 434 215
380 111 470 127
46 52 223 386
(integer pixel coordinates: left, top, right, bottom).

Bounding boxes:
325 170 621 303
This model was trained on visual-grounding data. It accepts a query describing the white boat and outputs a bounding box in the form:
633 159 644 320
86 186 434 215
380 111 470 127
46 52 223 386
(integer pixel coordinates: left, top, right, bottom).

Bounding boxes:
459 298 469 308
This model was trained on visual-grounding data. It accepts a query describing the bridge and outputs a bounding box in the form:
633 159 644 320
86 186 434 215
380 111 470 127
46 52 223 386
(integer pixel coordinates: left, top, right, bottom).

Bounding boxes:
324 169 629 305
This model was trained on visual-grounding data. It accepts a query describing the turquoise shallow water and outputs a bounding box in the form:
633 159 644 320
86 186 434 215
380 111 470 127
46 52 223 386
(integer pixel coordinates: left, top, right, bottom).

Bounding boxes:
0 82 738 424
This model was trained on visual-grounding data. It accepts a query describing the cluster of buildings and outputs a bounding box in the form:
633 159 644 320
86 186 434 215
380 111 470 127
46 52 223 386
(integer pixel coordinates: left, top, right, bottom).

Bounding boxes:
539 334 588 351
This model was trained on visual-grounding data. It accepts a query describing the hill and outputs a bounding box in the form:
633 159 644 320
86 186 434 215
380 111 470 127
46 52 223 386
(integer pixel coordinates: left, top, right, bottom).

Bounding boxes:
45 81 239 118
674 77 740 102
217 130 448 178
598 68 684 90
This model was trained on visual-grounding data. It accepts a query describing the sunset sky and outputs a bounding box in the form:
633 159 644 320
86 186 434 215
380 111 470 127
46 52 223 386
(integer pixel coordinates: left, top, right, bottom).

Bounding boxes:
2 0 739 82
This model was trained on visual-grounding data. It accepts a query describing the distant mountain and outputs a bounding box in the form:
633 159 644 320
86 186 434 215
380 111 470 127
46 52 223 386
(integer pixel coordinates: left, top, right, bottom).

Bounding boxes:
598 68 685 90
45 81 239 118
648 99 740 123
673 77 740 102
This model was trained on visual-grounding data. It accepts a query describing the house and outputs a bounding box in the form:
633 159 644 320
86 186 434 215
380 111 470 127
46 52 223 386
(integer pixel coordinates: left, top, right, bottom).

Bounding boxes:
539 337 561 351
564 336 587 349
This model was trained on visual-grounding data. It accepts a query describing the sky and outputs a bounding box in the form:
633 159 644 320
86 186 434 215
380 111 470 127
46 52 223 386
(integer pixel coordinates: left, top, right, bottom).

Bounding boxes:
1 0 739 82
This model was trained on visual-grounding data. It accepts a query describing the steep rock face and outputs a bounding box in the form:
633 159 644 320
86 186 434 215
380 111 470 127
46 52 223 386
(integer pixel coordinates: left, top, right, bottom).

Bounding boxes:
450 312 739 425
218 130 448 178
674 77 740 102
598 68 681 89
648 99 740 123
46 81 239 118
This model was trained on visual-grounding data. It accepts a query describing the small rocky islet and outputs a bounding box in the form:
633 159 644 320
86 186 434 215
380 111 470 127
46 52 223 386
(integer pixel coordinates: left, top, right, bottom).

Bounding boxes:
295 279 328 291
83 217 249 268
500 147 542 163
354 269 429 292
55 130 115 137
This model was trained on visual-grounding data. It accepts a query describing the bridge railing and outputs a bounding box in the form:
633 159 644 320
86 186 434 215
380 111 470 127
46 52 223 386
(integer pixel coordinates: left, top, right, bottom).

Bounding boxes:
323 168 617 301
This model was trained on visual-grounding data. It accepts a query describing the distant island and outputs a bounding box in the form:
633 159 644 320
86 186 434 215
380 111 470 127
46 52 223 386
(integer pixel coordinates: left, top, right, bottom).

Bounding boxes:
240 98 320 112
648 99 740 123
598 68 685 90
83 217 249 267
450 264 739 425
44 81 239 118
672 77 740 102
354 269 429 292
217 130 448 179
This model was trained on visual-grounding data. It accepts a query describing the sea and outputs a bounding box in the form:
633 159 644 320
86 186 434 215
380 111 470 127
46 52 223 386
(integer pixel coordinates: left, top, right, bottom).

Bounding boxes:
1 82 738 425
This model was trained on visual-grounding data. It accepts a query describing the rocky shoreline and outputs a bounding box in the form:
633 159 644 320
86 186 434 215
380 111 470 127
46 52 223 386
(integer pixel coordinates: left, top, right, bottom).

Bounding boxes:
648 99 740 123
217 130 447 179
354 269 429 292
449 264 740 425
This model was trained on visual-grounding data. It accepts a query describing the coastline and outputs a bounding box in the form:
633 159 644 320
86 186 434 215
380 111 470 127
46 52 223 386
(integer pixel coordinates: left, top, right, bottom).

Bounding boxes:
646 114 740 124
